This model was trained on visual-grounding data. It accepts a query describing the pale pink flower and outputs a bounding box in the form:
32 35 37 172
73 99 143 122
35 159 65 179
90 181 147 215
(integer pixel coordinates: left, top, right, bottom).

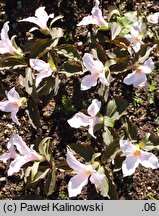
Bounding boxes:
19 6 54 30
123 58 154 87
147 12 159 24
30 59 53 87
66 147 106 197
120 140 159 177
0 87 22 125
0 22 16 54
81 53 109 90
77 5 108 27
67 99 103 138
0 134 43 176
124 20 143 53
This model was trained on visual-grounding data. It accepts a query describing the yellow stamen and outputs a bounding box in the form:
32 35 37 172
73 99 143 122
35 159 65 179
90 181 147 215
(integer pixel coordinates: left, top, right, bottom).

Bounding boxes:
134 145 140 156
14 102 19 107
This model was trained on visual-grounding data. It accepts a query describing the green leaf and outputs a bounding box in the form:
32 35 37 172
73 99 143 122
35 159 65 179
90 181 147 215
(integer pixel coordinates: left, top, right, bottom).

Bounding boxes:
112 151 125 171
124 118 138 141
56 161 71 171
95 166 109 197
139 133 151 149
56 44 80 59
0 56 27 68
26 99 41 130
68 143 94 162
47 52 57 71
138 45 157 64
111 22 122 40
19 67 35 96
30 39 54 58
60 61 82 75
113 37 130 49
31 161 40 181
124 11 137 22
108 9 120 22
44 161 56 196
31 168 50 184
38 137 52 162
50 27 63 41
106 98 128 121
101 140 119 163
103 116 114 128
37 75 60 97
102 127 114 146
149 133 159 146
105 167 117 199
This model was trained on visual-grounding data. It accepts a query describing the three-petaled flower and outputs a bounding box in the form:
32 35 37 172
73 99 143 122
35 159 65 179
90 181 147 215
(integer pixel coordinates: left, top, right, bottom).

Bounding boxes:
66 147 106 197
81 53 109 90
30 59 53 87
120 140 159 177
67 99 103 138
0 134 43 176
77 3 108 27
0 87 22 125
19 6 54 30
0 22 16 55
123 58 154 87
124 20 143 53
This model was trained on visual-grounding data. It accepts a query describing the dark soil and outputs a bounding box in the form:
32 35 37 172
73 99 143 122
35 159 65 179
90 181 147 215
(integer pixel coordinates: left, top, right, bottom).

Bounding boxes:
0 0 159 200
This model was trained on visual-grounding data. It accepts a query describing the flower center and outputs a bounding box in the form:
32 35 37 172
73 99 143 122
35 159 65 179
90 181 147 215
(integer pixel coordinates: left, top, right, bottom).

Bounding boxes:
14 101 19 107
134 145 140 156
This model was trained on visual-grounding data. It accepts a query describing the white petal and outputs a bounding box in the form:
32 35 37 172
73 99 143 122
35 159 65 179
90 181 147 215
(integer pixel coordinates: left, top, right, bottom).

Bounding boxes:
147 12 159 24
81 74 98 90
88 125 96 138
133 41 142 53
20 17 40 26
7 87 20 101
82 53 103 74
7 155 30 176
35 7 49 28
67 112 90 128
88 116 102 138
119 140 136 157
0 101 10 112
0 153 11 163
122 157 139 177
30 59 53 87
66 148 85 171
87 99 101 116
139 150 159 169
10 134 32 155
11 108 20 125
123 71 147 87
90 172 106 185
77 15 95 26
1 22 10 41
91 6 108 27
68 172 89 197
138 58 154 74
98 68 109 86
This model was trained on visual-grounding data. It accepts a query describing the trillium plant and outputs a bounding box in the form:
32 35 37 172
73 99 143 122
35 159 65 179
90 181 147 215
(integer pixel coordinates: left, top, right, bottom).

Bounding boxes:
0 0 159 200
67 99 103 138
